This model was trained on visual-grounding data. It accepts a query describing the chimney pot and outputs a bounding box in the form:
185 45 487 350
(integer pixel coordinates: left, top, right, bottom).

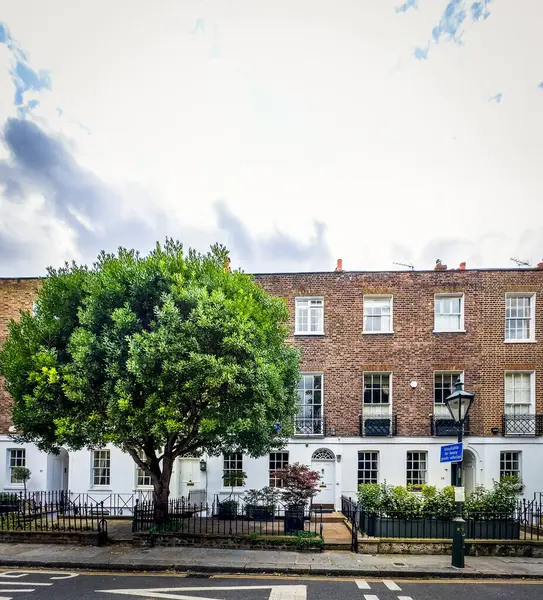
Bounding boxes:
537 260 543 270
336 258 343 271
459 262 466 270
434 259 447 271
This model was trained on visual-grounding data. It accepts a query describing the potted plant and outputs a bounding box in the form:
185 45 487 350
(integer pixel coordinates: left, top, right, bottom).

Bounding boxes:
218 469 246 519
271 463 320 534
244 487 281 520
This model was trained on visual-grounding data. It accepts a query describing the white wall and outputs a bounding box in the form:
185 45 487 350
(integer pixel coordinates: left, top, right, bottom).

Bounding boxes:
0 436 50 492
4 436 539 508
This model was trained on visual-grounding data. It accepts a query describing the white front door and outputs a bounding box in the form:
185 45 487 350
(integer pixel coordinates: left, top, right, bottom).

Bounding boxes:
311 460 335 505
179 459 202 499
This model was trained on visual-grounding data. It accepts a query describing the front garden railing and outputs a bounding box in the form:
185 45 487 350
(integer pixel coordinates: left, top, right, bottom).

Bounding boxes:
342 495 543 541
0 490 106 534
133 497 323 538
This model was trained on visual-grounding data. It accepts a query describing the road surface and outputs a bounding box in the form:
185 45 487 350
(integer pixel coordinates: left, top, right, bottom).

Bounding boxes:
0 569 541 599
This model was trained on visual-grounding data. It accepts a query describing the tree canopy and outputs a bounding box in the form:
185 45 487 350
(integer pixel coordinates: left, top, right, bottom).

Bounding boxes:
0 240 300 519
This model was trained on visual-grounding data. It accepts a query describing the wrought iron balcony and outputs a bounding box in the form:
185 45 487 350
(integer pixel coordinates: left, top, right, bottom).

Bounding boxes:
502 414 543 436
359 414 397 436
294 417 324 436
430 415 471 436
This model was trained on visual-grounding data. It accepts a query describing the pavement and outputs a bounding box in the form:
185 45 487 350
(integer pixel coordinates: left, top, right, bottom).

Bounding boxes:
1 570 543 600
0 543 543 579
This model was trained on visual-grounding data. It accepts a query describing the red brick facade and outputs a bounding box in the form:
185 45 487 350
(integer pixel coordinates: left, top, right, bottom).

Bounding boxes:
1 270 542 440
255 269 543 438
0 278 39 434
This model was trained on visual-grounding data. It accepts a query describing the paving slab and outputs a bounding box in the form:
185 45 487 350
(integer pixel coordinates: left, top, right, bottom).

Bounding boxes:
0 543 542 579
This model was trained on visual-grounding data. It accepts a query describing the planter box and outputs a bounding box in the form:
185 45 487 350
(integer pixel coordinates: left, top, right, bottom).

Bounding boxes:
363 516 454 538
245 505 275 520
284 508 305 534
468 519 521 540
362 515 521 540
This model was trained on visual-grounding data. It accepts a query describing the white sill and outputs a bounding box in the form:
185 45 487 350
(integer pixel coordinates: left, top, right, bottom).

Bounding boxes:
294 331 324 336
362 331 394 335
504 339 536 344
433 329 466 334
89 487 112 491
219 489 245 494
4 485 24 490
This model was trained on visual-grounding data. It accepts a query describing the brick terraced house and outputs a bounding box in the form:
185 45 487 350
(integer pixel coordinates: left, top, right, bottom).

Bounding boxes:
1 263 542 509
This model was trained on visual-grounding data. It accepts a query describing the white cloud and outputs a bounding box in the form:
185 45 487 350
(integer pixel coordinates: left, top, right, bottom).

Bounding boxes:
1 0 542 275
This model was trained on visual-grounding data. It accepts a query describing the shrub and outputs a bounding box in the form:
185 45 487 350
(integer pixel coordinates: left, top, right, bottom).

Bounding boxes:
270 463 320 508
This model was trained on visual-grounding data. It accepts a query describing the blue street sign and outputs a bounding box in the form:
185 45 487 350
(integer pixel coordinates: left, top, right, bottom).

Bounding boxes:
440 442 463 463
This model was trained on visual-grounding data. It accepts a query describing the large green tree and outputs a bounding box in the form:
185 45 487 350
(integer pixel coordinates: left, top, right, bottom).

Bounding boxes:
0 241 300 523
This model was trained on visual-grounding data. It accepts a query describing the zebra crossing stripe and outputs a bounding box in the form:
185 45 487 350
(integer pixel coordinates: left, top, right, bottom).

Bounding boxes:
383 581 402 591
356 580 371 589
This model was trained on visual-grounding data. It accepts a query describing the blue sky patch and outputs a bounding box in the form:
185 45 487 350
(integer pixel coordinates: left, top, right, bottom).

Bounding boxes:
538 82 543 89
414 45 429 60
396 0 418 13
489 92 503 103
471 0 493 22
0 21 51 107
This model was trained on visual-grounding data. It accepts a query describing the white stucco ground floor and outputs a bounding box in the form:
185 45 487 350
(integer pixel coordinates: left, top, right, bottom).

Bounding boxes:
1 436 542 509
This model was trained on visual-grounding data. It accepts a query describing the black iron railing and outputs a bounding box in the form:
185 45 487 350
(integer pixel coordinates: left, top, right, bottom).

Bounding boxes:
133 496 323 538
341 495 543 541
502 414 543 436
430 415 471 436
0 490 106 533
294 417 324 436
359 414 397 436
69 490 153 516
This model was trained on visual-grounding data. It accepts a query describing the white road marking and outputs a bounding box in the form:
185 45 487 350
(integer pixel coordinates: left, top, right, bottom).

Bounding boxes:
0 596 13 600
0 582 52 587
96 584 307 599
398 597 413 600
363 595 380 600
383 581 402 591
356 580 371 589
0 591 35 594
0 571 78 580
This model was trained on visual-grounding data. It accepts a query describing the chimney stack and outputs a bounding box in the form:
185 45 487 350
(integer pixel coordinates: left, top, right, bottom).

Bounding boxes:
537 260 543 270
459 262 466 270
336 258 343 271
434 259 447 271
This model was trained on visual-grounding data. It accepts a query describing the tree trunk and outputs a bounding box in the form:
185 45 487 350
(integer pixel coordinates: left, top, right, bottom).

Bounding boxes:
152 459 173 526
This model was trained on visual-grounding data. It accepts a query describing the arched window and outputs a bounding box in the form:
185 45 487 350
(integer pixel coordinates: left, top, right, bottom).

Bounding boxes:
311 448 335 461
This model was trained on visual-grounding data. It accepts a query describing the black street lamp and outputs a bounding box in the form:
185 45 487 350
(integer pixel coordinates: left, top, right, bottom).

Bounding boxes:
445 378 475 569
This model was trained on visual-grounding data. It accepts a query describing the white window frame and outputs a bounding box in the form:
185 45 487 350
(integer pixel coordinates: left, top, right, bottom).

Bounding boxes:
222 453 244 489
434 293 465 333
362 372 392 417
406 451 428 487
8 449 26 486
357 451 379 485
92 449 111 488
504 371 536 436
135 451 152 488
505 293 536 343
294 296 324 335
363 295 394 334
500 451 521 480
433 371 464 417
269 452 289 487
295 372 324 436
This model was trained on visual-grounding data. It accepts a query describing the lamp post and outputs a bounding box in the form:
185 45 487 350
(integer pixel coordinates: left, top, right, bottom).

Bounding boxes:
445 378 475 569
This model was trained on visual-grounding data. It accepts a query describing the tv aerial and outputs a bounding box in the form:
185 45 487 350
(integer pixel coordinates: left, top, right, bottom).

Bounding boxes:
393 261 414 270
510 257 531 267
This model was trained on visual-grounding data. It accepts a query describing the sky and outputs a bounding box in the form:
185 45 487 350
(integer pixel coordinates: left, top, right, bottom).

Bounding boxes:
0 0 542 276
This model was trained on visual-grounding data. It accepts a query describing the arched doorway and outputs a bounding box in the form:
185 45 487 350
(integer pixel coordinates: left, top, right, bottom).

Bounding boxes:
311 448 335 506
463 449 476 496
